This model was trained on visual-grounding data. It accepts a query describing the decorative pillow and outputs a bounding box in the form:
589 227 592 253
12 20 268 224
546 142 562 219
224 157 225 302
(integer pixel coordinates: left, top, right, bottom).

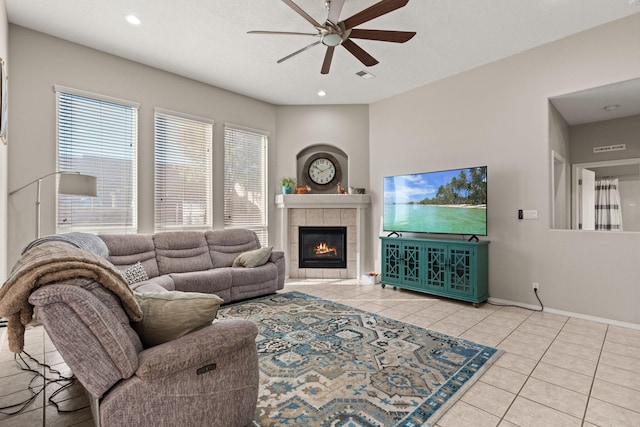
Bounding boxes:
232 246 273 268
132 291 224 348
123 262 149 285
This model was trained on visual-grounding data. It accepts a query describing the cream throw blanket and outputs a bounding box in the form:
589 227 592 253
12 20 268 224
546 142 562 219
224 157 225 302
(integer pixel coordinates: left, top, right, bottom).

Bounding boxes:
0 242 143 353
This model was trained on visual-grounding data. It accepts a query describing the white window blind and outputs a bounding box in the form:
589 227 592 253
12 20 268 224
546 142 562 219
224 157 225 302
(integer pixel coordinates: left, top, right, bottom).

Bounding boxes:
154 109 213 231
56 88 138 234
224 124 268 246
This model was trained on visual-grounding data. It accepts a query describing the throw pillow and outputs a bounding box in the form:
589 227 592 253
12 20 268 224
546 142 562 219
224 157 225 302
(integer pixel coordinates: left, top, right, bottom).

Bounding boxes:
232 246 273 268
132 291 224 348
123 262 149 285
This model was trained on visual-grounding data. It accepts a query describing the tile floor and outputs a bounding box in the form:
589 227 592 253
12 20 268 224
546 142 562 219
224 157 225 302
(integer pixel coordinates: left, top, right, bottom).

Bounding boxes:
1 279 639 426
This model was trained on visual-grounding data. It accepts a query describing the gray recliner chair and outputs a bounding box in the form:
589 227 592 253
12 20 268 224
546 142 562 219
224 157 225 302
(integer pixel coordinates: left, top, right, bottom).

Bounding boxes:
28 279 259 427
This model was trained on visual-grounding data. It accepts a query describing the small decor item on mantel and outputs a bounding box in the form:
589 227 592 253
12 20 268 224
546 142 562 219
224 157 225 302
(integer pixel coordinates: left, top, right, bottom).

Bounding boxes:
294 185 311 194
280 177 295 195
337 182 347 194
348 187 366 194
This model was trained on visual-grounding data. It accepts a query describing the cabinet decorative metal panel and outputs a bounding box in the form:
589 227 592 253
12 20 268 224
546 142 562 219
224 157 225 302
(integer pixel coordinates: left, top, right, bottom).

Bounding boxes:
380 237 489 306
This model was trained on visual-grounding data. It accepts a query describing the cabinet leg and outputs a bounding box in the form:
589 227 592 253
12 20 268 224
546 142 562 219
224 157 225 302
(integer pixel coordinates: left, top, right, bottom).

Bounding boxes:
473 302 479 308
381 284 385 289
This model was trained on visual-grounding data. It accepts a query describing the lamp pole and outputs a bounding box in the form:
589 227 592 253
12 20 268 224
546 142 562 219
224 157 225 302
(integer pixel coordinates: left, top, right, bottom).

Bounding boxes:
9 171 97 239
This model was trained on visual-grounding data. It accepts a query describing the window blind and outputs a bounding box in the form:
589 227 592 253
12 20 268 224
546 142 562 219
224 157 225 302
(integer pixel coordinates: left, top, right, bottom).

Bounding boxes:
154 109 213 230
57 89 138 233
224 124 268 246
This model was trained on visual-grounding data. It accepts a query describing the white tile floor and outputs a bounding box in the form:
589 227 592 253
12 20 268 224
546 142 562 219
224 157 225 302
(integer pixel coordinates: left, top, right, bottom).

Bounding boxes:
1 279 639 426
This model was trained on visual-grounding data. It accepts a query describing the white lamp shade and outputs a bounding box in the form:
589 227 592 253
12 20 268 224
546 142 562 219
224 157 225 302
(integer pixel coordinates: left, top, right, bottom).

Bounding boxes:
59 173 98 197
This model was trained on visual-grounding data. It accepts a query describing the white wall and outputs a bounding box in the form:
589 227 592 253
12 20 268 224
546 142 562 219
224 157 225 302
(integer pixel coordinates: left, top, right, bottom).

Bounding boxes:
7 25 277 268
369 14 640 325
0 0 8 282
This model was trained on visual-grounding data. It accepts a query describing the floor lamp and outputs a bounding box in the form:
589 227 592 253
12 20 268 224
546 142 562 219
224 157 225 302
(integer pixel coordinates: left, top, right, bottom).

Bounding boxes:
9 171 98 238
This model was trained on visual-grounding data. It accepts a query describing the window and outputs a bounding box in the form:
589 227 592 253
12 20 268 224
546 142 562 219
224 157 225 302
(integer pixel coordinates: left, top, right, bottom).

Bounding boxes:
224 124 268 245
56 86 138 233
154 109 213 230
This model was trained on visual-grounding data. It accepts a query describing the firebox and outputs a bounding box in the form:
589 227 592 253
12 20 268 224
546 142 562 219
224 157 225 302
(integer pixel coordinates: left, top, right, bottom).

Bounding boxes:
298 226 347 269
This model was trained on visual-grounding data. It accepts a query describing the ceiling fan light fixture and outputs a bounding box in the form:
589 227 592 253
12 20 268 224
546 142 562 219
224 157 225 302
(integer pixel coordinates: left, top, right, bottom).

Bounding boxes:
322 33 343 47
317 90 327 97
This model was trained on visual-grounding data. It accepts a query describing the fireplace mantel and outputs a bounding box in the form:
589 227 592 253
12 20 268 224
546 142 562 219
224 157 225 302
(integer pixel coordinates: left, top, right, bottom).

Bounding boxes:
276 194 371 279
275 194 371 209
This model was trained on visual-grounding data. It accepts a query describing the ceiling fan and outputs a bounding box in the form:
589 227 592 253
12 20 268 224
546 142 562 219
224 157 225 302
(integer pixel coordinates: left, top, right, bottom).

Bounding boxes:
248 0 416 74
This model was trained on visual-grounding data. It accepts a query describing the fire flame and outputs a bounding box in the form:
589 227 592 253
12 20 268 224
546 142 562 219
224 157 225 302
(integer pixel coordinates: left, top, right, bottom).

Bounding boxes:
314 242 337 256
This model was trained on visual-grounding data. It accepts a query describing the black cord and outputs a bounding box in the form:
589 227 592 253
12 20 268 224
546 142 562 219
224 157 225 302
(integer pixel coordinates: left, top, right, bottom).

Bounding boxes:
487 288 544 312
0 351 88 416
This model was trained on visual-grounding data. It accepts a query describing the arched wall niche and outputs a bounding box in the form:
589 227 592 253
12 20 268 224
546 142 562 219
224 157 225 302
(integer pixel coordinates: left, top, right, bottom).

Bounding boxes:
296 144 348 193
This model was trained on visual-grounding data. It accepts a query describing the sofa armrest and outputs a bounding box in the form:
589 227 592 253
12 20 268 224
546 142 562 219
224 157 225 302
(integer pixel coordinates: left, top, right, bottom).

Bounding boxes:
269 250 284 263
136 318 258 381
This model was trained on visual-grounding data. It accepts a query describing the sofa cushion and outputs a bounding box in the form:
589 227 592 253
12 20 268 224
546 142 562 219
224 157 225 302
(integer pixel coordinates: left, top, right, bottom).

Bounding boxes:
205 229 261 268
153 231 213 275
133 291 224 348
100 234 160 278
169 269 232 302
129 275 176 293
233 247 273 268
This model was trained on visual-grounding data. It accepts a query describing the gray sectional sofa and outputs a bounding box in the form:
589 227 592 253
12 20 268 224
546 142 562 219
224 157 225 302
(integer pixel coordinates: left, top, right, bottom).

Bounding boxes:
98 228 285 303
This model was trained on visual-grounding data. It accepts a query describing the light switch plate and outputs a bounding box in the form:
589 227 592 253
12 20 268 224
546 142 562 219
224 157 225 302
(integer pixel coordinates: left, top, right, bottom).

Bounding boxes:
523 209 538 219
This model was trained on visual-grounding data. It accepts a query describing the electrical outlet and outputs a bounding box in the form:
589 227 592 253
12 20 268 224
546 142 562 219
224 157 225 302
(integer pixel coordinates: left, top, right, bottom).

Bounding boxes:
532 282 539 291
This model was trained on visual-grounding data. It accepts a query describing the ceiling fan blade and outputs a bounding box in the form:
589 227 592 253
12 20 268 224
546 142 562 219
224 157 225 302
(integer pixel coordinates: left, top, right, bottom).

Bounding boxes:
342 0 410 30
321 46 336 74
277 40 322 64
248 31 319 37
282 0 322 28
327 0 346 24
348 29 416 43
341 39 379 67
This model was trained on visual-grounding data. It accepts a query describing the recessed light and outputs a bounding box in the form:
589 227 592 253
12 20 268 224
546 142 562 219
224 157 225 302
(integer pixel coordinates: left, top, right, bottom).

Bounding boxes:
317 90 327 97
125 14 141 26
603 104 620 112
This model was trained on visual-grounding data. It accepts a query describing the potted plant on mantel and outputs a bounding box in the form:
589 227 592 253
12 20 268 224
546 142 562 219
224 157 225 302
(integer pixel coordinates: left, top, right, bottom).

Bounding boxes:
280 177 295 194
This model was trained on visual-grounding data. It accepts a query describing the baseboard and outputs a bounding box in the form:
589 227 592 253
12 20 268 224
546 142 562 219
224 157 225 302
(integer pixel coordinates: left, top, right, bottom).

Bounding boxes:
488 297 640 331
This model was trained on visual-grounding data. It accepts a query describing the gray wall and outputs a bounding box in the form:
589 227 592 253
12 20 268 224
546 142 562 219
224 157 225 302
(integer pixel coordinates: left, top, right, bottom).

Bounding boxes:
274 104 370 252
570 114 640 164
0 0 7 282
369 13 640 325
7 25 277 269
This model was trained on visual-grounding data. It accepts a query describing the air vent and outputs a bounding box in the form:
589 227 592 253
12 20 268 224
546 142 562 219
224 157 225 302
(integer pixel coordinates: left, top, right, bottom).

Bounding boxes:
356 70 376 80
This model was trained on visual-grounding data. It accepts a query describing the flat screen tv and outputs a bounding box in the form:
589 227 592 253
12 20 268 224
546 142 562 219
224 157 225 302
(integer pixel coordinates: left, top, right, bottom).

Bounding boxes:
383 166 487 237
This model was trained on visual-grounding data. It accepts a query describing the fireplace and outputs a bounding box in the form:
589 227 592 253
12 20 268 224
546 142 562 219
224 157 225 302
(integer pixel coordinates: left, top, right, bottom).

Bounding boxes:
298 226 347 269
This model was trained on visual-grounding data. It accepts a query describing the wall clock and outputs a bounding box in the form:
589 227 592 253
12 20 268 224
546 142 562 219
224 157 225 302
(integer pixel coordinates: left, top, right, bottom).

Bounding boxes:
303 152 342 191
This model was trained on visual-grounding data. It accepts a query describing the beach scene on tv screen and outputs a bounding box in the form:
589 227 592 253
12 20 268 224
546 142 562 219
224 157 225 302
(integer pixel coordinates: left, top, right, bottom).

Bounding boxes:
384 167 487 235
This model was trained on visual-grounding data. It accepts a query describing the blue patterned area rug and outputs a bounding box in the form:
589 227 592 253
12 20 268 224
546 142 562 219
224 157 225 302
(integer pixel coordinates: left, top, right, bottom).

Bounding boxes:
218 291 502 427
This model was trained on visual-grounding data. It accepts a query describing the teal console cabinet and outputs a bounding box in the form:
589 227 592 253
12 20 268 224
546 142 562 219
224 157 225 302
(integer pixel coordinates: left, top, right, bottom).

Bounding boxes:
380 237 489 306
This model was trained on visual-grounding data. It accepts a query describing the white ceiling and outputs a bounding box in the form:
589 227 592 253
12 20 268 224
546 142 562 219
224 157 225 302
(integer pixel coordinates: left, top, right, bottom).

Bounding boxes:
6 0 640 106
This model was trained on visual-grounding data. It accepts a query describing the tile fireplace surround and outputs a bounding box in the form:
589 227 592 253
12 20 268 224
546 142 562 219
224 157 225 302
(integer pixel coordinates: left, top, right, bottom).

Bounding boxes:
276 194 371 279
